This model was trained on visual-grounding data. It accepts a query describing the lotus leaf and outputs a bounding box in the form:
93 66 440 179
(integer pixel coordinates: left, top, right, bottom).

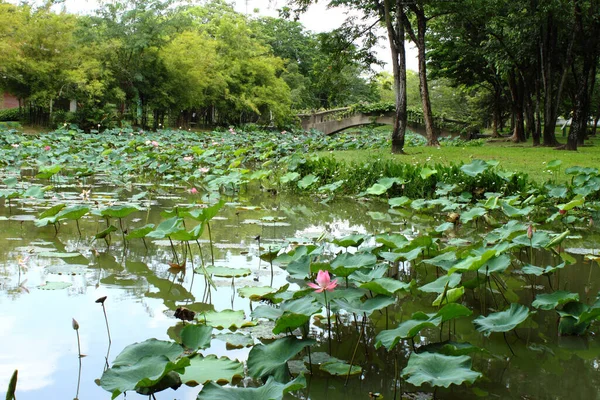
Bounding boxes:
402 352 481 388
38 203 66 219
460 159 489 177
533 291 579 310
375 312 442 350
359 277 413 296
180 325 213 351
333 234 367 248
473 304 530 336
460 207 486 223
419 273 462 294
197 309 255 330
146 217 184 239
320 361 362 376
197 375 306 400
112 338 184 366
434 303 473 322
388 196 411 208
298 174 319 189
203 266 251 278
179 354 243 386
432 286 465 306
418 341 483 356
247 337 315 382
125 224 155 239
333 295 396 316
214 333 254 349
55 205 90 221
38 281 72 290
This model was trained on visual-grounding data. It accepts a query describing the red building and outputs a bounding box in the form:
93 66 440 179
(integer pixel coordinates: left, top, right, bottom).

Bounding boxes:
1 92 19 109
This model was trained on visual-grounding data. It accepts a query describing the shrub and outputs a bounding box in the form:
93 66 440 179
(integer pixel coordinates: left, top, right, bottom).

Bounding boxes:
0 108 21 122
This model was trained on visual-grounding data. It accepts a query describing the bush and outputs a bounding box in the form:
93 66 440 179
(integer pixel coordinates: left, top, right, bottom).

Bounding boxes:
0 108 21 122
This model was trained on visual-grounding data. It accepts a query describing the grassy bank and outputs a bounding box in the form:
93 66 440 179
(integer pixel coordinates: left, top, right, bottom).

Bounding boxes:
322 126 600 184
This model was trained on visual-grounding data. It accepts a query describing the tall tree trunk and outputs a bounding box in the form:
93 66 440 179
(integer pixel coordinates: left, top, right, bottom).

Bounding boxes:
405 5 438 146
383 0 407 154
491 85 502 138
508 71 526 142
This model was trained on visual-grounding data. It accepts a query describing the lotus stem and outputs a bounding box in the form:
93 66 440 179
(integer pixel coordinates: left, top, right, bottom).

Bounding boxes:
207 222 214 265
76 219 82 237
503 332 515 356
345 327 362 386
96 296 111 344
324 290 332 355
168 237 180 265
72 318 82 358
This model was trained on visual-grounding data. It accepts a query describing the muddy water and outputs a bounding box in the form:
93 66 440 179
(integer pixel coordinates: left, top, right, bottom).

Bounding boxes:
1 186 600 399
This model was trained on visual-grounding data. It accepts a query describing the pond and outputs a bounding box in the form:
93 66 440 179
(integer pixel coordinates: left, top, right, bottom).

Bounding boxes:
2 178 600 400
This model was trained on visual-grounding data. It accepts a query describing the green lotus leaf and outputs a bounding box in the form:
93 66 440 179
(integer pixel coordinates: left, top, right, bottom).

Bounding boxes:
448 250 497 275
420 167 437 179
333 234 367 248
197 375 306 400
38 203 66 219
297 174 319 189
203 266 251 278
478 254 511 274
402 352 481 388
434 303 473 322
146 217 184 239
98 205 140 219
418 341 484 356
36 165 62 179
366 183 389 195
460 207 486 223
214 333 254 349
375 312 442 350
247 337 315 382
349 265 389 283
512 231 551 248
112 338 184 366
333 295 396 317
37 281 72 290
533 291 580 311
100 355 189 399
280 172 300 184
359 278 413 296
180 354 243 386
45 265 87 275
331 251 377 269
460 159 489 177
545 230 570 249
180 325 213 351
95 225 118 239
38 252 82 258
432 286 465 306
55 205 90 221
197 309 255 330
473 304 530 336
388 196 411 208
501 203 534 218
375 233 409 249
419 273 462 294
320 361 362 376
125 224 155 239
237 286 277 301
423 252 457 271
273 297 322 334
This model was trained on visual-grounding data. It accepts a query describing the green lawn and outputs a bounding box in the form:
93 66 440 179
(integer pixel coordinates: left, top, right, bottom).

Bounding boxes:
322 127 600 184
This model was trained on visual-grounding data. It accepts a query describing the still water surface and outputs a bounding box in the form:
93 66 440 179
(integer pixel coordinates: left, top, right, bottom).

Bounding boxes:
1 185 600 399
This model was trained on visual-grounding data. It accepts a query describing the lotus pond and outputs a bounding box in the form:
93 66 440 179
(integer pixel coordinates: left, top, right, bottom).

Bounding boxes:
2 128 600 400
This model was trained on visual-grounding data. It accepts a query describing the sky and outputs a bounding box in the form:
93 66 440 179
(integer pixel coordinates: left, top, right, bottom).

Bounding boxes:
7 0 419 72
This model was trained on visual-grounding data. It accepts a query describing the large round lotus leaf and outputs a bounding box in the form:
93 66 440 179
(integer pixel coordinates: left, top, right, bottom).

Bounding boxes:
38 281 72 290
331 252 377 269
203 266 251 278
332 234 367 248
247 337 315 382
375 312 442 350
55 205 90 221
320 361 362 376
146 217 183 239
375 233 409 249
402 352 481 388
215 333 254 349
100 355 189 399
473 304 530 336
419 273 462 294
359 277 413 296
237 286 277 301
125 224 155 239
332 295 396 317
434 303 473 323
180 354 243 386
273 297 322 334
460 207 486 223
460 159 489 177
180 324 212 351
112 338 184 366
197 375 306 400
197 309 255 330
98 205 140 218
533 291 580 310
448 250 498 275
432 286 465 307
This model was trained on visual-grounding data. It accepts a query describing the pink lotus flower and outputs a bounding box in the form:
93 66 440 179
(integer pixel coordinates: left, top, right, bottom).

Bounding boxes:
308 270 338 293
151 141 159 147
183 156 193 162
44 145 51 151
527 224 533 239
199 167 210 173
11 144 19 148
189 187 198 194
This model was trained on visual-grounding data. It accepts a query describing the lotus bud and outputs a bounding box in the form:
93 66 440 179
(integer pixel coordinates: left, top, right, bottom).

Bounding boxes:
527 224 533 239
72 318 79 331
559 209 567 215
95 296 107 304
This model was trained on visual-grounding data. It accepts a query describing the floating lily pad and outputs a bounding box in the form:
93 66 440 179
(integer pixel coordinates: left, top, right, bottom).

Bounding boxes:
202 266 251 278
375 312 442 350
320 361 362 376
38 252 83 258
402 352 481 388
473 303 530 336
197 375 306 400
45 265 87 275
180 354 243 386
215 333 254 349
197 309 255 330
